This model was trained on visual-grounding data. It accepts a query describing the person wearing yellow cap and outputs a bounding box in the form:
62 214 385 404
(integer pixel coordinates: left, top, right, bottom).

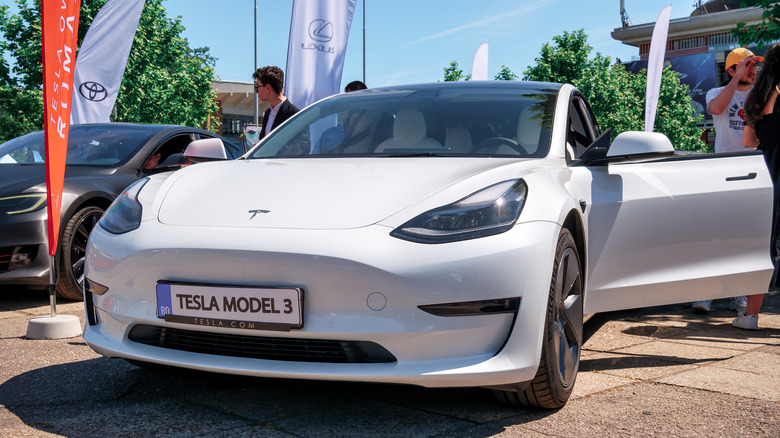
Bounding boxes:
707 47 764 153
691 48 764 314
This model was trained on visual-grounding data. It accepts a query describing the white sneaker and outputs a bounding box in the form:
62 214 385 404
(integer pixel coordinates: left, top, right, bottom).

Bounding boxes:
732 312 759 330
692 300 712 313
730 296 748 314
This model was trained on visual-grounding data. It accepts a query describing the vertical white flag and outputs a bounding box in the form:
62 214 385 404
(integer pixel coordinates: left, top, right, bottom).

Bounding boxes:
285 0 357 109
471 42 488 81
71 0 145 125
645 4 671 132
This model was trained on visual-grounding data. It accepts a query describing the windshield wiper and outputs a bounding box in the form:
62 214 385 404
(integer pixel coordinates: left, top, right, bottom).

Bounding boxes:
379 152 449 157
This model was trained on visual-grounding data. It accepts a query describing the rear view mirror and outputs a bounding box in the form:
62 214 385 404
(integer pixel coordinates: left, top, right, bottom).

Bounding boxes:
184 138 227 163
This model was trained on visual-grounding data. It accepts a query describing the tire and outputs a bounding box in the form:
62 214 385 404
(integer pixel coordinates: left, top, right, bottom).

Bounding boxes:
495 228 583 409
56 205 105 301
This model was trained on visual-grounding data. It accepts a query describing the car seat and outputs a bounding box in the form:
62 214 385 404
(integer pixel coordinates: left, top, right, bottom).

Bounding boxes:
375 108 442 152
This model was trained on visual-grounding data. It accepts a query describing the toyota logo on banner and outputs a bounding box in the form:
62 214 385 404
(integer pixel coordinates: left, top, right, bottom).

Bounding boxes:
79 81 108 102
308 19 333 42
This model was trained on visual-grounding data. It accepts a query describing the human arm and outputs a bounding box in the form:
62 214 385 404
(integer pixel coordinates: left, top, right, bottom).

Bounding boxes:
743 124 759 149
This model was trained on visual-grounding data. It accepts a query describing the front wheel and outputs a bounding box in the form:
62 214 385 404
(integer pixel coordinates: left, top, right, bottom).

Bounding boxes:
56 205 104 300
495 228 583 409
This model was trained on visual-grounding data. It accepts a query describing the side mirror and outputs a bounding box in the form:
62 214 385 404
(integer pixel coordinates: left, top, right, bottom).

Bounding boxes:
607 131 674 158
183 138 227 163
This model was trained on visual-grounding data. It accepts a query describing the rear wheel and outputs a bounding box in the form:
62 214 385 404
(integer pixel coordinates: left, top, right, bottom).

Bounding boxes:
495 228 583 409
56 205 104 300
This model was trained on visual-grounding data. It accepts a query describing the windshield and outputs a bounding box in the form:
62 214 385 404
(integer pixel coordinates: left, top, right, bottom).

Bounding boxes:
0 125 158 166
249 84 558 159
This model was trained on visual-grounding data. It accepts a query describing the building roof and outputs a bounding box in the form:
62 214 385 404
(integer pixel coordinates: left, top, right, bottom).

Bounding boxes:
612 5 764 48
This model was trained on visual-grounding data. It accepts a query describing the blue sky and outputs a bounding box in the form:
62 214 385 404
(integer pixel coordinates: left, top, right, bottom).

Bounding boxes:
164 0 688 88
0 0 690 87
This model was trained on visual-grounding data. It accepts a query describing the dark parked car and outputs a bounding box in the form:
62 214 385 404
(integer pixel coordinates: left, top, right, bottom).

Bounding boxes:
0 123 242 299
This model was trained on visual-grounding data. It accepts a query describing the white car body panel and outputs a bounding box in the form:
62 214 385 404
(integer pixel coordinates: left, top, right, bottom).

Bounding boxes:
85 218 560 387
157 158 539 229
574 153 772 313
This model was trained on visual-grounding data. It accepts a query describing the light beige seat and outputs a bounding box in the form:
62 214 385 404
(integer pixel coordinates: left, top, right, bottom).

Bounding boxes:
444 126 472 153
375 108 442 152
516 107 542 155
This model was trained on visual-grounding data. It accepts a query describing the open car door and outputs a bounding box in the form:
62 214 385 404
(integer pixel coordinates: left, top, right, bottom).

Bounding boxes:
573 133 773 313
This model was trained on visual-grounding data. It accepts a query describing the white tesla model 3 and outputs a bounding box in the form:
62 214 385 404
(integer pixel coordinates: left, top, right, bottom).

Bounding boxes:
83 82 773 408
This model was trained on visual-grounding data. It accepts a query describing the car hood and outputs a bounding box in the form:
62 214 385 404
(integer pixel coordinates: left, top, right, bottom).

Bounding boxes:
0 164 46 196
157 158 527 230
0 164 122 196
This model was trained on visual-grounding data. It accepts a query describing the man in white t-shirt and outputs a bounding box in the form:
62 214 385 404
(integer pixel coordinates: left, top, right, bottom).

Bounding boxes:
693 48 764 313
705 48 763 152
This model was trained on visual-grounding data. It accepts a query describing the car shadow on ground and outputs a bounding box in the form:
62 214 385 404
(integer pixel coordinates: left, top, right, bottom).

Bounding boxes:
0 285 82 311
0 356 560 438
580 291 780 375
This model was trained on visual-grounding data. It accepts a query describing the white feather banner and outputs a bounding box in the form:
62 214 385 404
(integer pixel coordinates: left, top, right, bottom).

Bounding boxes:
471 42 489 81
645 4 671 132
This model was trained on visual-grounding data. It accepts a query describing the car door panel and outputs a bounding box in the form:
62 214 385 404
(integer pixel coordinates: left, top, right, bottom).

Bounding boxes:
577 153 773 313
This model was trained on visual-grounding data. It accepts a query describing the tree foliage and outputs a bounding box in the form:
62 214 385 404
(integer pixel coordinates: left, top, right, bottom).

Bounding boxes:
443 61 469 81
733 0 780 47
523 30 592 84
0 0 218 142
524 29 705 151
443 61 517 81
493 65 518 81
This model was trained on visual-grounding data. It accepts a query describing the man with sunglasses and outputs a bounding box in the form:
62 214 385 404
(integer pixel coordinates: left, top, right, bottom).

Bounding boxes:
253 66 300 138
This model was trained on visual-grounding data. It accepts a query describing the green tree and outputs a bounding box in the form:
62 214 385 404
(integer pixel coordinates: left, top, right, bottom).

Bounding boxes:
0 3 44 140
525 29 705 151
443 61 470 81
523 30 592 84
494 65 517 81
733 0 780 47
0 0 218 142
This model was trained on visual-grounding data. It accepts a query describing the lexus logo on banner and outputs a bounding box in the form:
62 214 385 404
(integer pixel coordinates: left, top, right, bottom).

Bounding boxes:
286 0 357 109
78 81 108 102
308 19 333 42
303 19 336 53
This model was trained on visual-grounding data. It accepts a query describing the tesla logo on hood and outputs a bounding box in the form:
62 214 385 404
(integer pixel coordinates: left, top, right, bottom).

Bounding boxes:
248 209 270 220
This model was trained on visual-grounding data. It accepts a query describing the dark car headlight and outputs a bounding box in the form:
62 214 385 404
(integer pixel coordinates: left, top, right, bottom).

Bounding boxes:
99 178 149 234
0 193 47 215
391 179 528 244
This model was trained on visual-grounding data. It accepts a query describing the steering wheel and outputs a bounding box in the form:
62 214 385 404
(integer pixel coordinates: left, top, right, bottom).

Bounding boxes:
471 137 527 155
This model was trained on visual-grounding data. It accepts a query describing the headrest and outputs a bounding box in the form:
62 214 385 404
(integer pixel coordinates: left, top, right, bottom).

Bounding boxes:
445 127 472 153
393 108 426 143
517 106 542 149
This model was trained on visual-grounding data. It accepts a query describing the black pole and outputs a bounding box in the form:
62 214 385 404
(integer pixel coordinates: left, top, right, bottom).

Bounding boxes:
49 254 57 317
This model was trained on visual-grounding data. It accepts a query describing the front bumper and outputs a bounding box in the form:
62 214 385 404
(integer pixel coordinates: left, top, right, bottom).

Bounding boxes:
0 209 50 286
83 219 560 388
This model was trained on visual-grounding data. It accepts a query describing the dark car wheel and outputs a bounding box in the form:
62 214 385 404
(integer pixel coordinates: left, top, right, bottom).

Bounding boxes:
495 228 583 409
56 205 104 300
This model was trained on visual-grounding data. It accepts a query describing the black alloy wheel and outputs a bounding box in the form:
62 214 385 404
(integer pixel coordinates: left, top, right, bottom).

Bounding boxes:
56 205 105 300
495 228 583 409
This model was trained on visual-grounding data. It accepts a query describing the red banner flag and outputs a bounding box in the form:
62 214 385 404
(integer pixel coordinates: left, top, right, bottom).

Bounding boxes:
41 0 81 256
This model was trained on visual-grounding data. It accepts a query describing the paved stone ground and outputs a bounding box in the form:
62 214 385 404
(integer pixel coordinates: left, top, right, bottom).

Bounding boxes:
1 286 778 437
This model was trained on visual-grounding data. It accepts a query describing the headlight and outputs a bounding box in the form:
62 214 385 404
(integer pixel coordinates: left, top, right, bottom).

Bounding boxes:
391 179 528 244
0 193 47 215
99 178 149 234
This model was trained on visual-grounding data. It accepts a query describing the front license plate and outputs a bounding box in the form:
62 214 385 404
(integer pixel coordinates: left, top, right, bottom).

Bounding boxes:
156 282 303 330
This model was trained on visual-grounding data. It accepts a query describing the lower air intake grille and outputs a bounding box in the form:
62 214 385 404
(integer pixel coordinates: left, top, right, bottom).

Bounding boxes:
128 325 396 364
